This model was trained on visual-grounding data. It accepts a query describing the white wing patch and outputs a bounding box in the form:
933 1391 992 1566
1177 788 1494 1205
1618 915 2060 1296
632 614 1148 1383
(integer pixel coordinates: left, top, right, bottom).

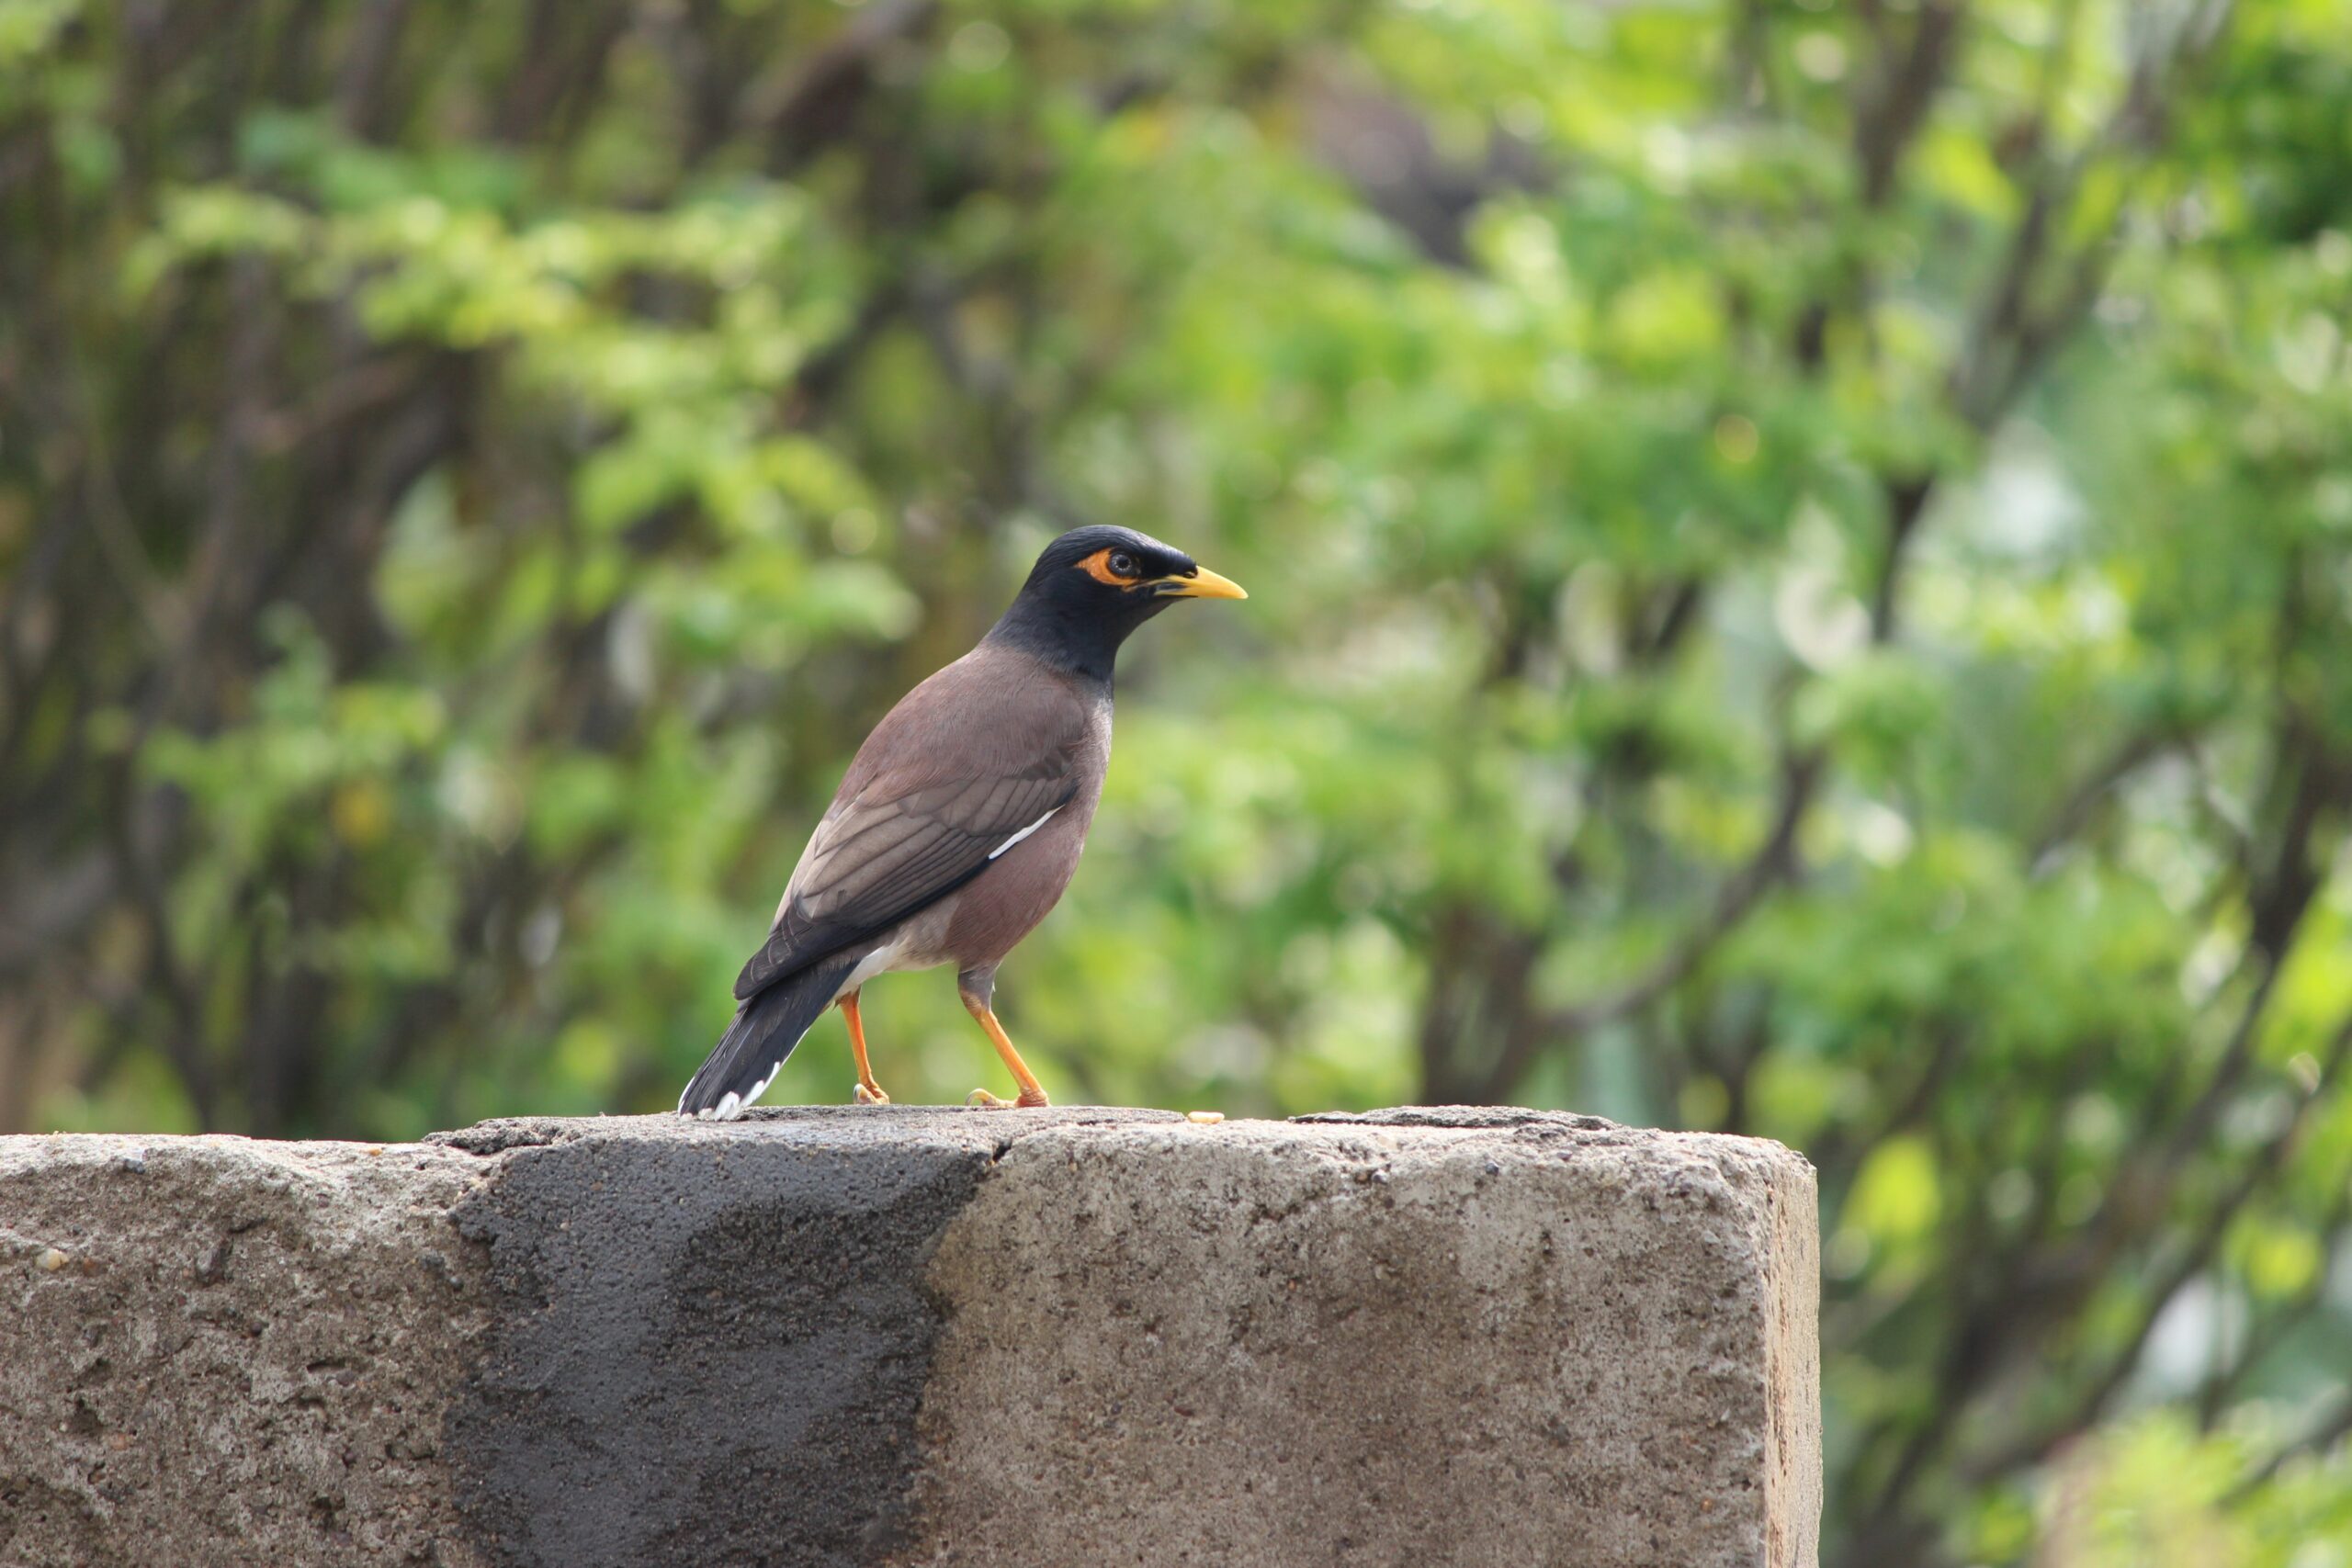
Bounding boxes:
988 806 1063 861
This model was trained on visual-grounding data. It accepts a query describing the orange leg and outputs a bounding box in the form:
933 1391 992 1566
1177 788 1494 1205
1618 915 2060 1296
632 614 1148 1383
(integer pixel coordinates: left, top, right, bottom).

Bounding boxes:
959 989 1050 1109
841 990 889 1105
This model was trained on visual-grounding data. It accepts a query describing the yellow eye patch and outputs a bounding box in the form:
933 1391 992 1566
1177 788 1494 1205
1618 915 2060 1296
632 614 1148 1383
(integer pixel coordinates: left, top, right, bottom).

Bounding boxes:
1074 547 1138 586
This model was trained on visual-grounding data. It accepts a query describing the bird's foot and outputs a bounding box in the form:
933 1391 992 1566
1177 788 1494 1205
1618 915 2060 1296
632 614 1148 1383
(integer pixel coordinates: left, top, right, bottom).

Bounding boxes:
854 1082 891 1105
965 1087 1052 1110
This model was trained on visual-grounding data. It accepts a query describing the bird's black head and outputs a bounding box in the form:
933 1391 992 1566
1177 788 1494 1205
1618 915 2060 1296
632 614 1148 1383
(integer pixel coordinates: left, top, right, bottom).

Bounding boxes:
985 525 1247 684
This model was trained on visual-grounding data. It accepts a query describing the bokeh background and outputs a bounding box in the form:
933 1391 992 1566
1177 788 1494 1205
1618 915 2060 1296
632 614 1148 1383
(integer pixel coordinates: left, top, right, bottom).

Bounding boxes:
5 0 2351 1561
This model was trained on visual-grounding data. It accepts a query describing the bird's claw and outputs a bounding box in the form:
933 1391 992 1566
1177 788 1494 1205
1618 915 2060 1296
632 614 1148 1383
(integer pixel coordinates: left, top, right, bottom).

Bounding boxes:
966 1087 1050 1110
854 1082 890 1105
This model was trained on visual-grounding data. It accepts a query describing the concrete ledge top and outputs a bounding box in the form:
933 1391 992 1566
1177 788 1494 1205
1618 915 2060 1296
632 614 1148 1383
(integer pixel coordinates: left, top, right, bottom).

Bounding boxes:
3 1108 1820 1568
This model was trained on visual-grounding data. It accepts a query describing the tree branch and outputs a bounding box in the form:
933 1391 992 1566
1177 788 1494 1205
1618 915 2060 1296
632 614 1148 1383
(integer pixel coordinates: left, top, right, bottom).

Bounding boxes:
1964 1007 2352 1482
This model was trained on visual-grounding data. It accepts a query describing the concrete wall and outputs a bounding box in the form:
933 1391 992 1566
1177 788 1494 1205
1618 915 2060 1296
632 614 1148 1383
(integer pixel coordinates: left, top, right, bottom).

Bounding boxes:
2 1107 1818 1567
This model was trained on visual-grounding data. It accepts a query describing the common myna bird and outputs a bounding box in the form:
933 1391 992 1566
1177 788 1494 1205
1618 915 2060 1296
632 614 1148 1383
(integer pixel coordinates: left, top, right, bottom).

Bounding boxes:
678 525 1247 1119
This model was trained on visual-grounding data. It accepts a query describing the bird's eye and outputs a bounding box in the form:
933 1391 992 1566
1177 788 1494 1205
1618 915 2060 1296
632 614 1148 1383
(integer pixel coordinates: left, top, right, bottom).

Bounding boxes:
1108 550 1137 579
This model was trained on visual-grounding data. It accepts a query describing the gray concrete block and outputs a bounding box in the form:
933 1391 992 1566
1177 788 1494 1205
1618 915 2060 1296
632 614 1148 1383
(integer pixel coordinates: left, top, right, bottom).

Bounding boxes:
2 1109 1817 1566
0 1134 495 1567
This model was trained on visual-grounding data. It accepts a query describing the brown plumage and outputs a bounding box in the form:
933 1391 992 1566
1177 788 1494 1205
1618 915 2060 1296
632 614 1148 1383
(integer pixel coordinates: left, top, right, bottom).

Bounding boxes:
680 525 1246 1119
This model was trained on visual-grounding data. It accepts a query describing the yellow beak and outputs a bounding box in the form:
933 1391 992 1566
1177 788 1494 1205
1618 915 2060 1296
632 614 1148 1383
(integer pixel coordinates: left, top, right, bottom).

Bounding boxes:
1152 565 1249 600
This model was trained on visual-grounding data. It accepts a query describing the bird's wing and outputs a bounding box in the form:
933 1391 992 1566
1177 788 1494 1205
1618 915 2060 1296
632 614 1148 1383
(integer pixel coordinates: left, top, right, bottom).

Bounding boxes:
732 666 1089 1001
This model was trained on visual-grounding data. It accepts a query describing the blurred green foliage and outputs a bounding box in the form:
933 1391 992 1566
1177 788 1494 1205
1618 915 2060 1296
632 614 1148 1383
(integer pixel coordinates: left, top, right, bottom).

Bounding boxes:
4 0 2351 1562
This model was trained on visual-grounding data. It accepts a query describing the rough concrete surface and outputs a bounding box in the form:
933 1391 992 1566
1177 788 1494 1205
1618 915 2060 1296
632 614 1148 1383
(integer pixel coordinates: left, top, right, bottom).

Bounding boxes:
2 1108 1818 1567
440 1105 1182 1568
909 1113 1818 1568
0 1134 495 1568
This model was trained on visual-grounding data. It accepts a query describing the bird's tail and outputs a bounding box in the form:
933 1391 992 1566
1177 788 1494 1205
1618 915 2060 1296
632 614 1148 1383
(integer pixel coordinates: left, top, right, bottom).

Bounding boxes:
678 953 860 1120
